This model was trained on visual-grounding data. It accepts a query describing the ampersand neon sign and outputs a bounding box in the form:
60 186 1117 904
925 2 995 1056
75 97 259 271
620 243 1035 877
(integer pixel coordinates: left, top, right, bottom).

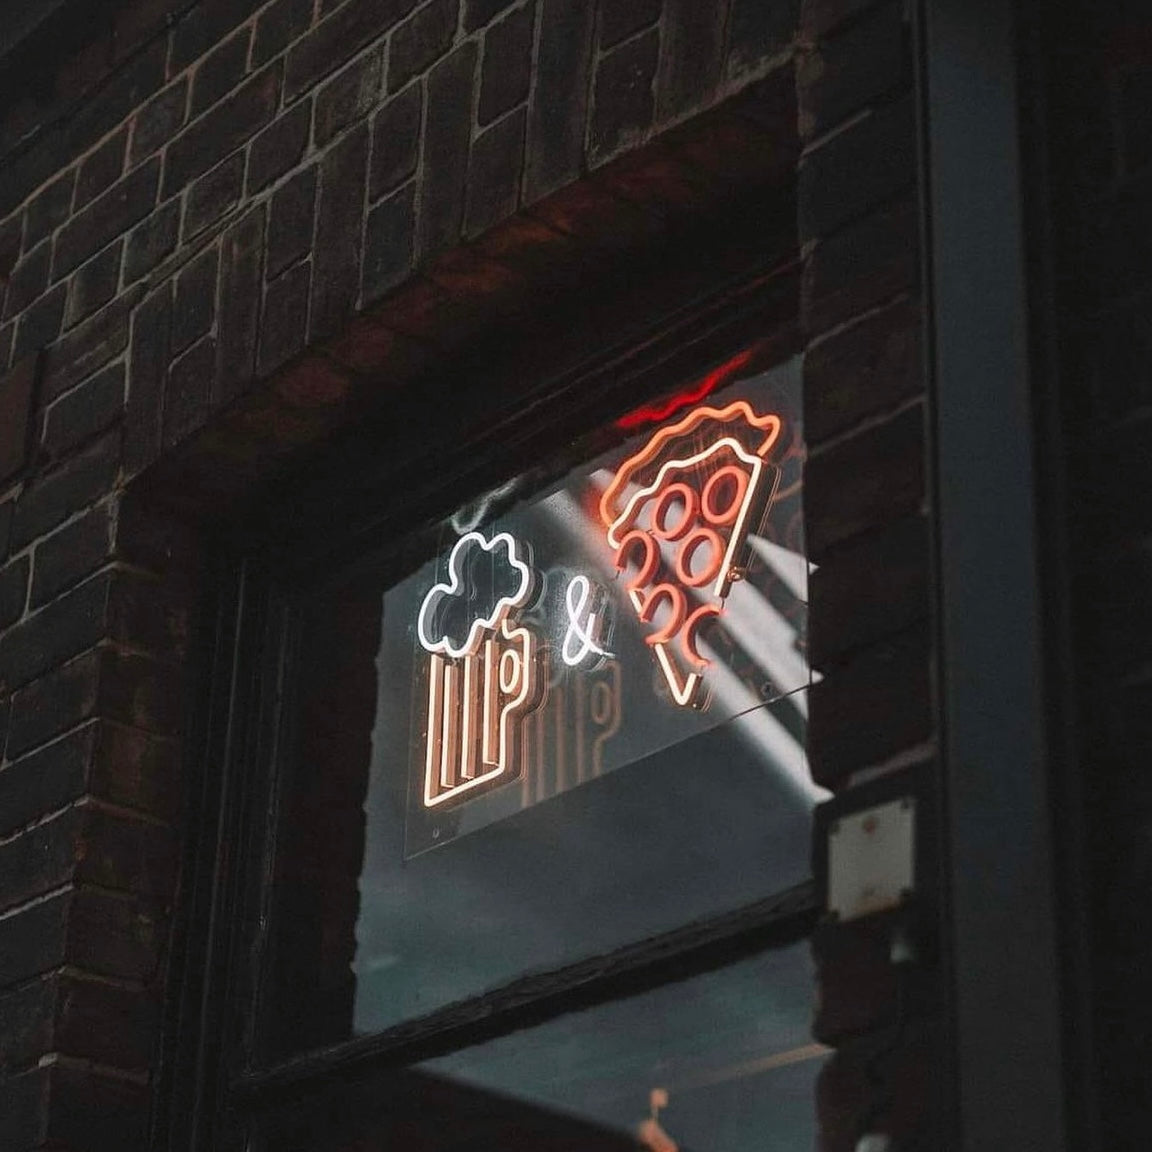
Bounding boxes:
562 575 611 667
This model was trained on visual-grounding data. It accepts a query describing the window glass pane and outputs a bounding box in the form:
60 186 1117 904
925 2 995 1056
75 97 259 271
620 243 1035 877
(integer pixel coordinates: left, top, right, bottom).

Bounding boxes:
261 348 821 1059
257 944 826 1152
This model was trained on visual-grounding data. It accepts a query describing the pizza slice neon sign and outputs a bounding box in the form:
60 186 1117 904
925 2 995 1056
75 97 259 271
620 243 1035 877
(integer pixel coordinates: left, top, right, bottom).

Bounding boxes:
600 402 783 707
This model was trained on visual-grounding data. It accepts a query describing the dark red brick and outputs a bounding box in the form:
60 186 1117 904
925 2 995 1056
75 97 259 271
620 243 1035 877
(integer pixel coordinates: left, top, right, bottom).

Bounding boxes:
268 164 318 278
254 0 315 67
418 41 477 258
600 0 660 48
124 201 179 283
217 205 266 401
163 64 281 199
284 0 418 99
74 805 177 898
42 288 142 402
74 128 129 212
129 80 189 167
0 355 39 485
12 284 66 362
465 108 525 236
43 1063 148 1149
186 155 245 239
56 972 159 1071
369 85 422 200
52 160 160 281
64 242 124 330
657 0 724 119
0 571 114 692
799 94 915 241
0 555 28 631
0 726 92 841
124 285 171 476
0 808 82 913
0 499 13 558
247 100 314 195
388 0 458 94
191 26 254 117
479 1 533 125
0 215 20 280
362 182 415 304
802 195 919 336
0 891 69 985
806 404 925 559
260 261 311 376
65 38 167 165
796 0 906 141
66 886 166 983
464 0 515 31
6 651 102 759
0 975 57 1072
589 27 657 160
806 295 922 444
171 0 260 72
810 514 929 667
163 335 216 448
316 50 383 145
172 246 219 355
24 172 76 251
29 503 115 609
3 243 51 322
310 124 369 341
725 0 798 78
90 720 181 819
809 627 932 787
0 1067 46 1151
9 432 121 554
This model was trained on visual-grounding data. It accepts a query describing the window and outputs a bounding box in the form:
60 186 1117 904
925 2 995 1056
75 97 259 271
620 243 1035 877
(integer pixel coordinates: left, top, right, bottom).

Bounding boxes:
172 278 825 1151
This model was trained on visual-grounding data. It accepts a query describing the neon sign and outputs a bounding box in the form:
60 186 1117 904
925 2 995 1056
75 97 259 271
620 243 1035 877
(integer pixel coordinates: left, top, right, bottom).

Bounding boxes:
414 400 787 809
600 402 782 707
418 532 540 807
561 575 611 667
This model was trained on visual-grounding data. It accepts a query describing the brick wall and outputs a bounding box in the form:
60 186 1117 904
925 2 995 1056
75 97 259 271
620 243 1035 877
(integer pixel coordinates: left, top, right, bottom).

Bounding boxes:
796 1 939 1149
0 0 938 1148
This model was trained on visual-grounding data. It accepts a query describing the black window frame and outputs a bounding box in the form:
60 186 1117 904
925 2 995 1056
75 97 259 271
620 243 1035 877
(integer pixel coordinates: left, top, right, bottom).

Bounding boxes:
160 262 822 1152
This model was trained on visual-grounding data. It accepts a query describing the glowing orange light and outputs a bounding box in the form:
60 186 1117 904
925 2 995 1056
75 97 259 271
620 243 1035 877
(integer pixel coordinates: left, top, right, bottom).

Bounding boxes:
424 616 540 808
604 400 783 708
600 402 781 548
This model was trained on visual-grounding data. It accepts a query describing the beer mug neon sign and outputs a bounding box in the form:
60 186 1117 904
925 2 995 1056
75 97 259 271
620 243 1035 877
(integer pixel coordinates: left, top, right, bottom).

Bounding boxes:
417 532 538 807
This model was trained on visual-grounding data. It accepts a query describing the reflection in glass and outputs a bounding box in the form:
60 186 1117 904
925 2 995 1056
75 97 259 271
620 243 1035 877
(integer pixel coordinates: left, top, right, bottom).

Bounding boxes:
421 944 825 1152
258 945 826 1152
259 351 821 1059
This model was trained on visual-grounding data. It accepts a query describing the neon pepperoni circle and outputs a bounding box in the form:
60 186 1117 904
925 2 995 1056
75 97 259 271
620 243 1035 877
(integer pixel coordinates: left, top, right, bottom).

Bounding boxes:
680 603 722 668
701 464 750 526
614 529 659 591
637 583 687 647
649 482 698 541
674 527 724 588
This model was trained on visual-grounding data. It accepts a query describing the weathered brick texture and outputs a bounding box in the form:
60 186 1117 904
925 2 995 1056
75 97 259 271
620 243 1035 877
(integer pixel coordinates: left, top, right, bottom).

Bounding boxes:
0 0 932 1146
796 1 937 1148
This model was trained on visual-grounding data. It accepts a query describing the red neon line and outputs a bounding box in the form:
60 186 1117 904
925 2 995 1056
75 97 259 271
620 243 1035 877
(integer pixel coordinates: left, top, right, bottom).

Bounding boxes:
615 349 756 430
